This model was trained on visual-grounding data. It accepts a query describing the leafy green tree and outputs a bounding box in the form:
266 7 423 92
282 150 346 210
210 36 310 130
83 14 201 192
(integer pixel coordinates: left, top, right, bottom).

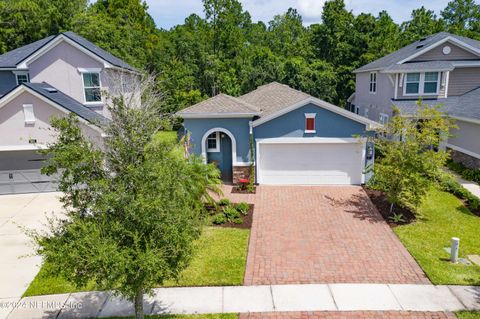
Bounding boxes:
400 7 445 45
372 103 456 213
0 0 87 53
32 78 221 319
73 0 160 70
268 8 309 58
442 0 480 36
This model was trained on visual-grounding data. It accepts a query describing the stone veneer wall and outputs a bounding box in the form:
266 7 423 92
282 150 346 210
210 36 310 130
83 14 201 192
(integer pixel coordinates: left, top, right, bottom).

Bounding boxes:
233 166 251 184
450 148 480 169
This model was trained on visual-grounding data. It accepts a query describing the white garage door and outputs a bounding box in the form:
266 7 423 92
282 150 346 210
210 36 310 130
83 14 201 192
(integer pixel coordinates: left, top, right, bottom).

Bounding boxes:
257 139 365 185
0 150 58 195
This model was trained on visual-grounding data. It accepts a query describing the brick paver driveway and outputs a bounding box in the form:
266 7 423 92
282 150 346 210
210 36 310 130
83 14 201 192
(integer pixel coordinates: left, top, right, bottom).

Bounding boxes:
241 186 429 285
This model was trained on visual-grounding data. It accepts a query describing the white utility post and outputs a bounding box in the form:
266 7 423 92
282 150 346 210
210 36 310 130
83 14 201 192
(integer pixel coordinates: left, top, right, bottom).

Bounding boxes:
451 237 460 263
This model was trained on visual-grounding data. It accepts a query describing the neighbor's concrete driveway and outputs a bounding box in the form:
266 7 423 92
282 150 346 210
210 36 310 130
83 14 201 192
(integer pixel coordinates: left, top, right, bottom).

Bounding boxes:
0 192 62 309
240 186 429 285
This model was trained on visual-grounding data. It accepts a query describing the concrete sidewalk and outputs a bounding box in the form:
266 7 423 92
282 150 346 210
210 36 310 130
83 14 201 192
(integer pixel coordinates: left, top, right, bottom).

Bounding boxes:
456 175 480 198
3 284 480 319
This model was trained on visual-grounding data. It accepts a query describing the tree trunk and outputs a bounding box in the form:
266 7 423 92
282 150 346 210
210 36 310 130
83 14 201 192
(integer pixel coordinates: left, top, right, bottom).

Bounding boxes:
134 287 144 319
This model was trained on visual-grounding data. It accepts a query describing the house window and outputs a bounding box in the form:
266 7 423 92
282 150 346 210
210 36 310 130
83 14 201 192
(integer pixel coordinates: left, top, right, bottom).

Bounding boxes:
82 72 102 103
404 72 439 95
379 113 389 125
15 72 30 85
424 72 439 94
405 73 420 94
305 113 316 133
23 104 35 125
369 72 377 93
207 132 220 152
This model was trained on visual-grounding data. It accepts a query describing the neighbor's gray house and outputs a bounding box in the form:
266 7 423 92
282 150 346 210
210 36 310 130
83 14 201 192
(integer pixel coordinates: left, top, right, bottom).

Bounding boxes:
350 32 480 169
177 82 380 185
0 31 137 195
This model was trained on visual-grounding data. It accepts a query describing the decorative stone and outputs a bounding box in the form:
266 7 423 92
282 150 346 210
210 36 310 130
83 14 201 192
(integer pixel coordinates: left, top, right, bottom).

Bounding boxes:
232 166 251 184
449 148 480 169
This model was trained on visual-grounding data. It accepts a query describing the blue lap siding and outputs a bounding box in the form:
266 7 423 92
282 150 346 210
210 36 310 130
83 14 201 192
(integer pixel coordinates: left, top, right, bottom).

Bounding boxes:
253 103 367 139
183 118 252 164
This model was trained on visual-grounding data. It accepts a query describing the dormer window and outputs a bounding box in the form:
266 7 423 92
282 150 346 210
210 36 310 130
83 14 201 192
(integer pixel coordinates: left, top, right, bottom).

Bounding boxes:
81 70 102 103
14 71 30 85
305 113 316 133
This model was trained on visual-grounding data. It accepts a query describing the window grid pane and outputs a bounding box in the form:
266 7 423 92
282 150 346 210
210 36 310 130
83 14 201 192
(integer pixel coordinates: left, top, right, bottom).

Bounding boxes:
424 72 438 81
424 82 438 93
83 73 101 102
406 83 419 94
407 73 420 81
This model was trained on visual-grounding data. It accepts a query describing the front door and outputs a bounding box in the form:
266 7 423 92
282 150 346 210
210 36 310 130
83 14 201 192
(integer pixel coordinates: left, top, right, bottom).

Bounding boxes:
219 134 232 182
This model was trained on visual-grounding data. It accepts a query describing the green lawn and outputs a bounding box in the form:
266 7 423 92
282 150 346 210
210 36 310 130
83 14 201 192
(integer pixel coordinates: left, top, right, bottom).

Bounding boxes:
24 227 249 296
456 312 480 319
394 188 480 285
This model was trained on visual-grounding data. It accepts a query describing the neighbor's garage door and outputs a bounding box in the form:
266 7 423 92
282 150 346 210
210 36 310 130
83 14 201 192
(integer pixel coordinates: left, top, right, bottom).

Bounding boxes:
257 139 365 185
0 150 57 195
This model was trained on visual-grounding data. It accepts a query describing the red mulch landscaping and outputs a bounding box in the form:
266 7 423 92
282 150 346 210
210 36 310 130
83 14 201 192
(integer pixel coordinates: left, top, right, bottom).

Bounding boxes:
363 187 417 227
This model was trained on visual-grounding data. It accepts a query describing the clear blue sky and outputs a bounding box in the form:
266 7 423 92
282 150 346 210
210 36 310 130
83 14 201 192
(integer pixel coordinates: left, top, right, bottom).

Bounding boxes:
145 0 452 30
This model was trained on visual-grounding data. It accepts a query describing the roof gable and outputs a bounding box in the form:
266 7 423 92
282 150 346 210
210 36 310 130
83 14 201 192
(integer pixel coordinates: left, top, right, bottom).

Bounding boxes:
0 83 108 126
0 32 136 72
355 32 480 73
411 40 479 62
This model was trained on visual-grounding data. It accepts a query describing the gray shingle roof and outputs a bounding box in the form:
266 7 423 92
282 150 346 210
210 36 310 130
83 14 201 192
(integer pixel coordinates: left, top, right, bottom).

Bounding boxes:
24 82 108 124
0 36 55 68
355 32 480 73
0 32 136 72
177 93 260 115
393 86 480 121
238 82 310 117
382 61 455 73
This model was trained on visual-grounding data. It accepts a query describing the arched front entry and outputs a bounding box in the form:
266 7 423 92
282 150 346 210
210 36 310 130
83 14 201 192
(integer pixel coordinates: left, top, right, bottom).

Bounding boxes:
201 128 237 183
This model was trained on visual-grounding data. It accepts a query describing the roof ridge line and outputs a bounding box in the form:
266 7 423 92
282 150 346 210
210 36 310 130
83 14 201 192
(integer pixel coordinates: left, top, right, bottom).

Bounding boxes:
222 93 260 112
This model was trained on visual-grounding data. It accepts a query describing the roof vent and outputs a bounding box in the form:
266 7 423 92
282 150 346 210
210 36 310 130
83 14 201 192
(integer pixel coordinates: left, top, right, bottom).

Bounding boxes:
44 87 58 93
416 44 424 49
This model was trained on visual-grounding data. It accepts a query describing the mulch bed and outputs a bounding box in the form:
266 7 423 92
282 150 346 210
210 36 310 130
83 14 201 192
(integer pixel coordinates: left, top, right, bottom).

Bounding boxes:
231 186 257 194
363 187 416 227
206 204 254 229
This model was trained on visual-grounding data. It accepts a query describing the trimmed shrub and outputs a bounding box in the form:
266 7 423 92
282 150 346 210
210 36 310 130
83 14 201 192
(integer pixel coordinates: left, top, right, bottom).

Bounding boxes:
212 213 226 225
218 198 231 206
447 160 480 185
236 202 250 215
436 172 479 210
224 205 240 222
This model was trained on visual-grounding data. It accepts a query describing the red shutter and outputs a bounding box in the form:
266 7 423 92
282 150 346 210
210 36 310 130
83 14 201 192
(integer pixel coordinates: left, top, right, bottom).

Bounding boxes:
306 118 315 131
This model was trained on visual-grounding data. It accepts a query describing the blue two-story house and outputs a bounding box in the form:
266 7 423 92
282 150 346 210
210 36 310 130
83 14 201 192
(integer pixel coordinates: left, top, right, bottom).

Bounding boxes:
177 82 380 185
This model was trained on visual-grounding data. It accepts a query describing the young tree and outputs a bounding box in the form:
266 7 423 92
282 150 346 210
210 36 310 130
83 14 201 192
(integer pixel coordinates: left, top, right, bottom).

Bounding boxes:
32 77 221 319
372 102 456 213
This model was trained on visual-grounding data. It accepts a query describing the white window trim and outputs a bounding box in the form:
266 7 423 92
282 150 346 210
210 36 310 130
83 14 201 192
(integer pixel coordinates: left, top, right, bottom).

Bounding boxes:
369 72 377 94
304 113 316 133
379 113 389 124
80 70 103 105
403 72 440 96
207 132 220 152
23 104 35 125
14 71 30 85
